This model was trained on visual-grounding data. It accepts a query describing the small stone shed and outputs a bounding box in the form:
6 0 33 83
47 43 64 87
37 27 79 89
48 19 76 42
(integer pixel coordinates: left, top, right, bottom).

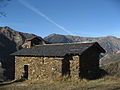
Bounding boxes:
11 42 105 80
22 36 47 48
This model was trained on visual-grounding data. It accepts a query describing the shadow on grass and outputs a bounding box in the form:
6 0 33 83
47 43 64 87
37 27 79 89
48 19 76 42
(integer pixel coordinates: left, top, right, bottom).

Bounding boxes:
0 78 26 87
80 68 108 80
111 87 120 90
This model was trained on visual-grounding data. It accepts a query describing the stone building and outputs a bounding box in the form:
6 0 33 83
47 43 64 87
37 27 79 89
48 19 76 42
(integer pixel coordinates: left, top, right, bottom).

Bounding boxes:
22 36 47 48
11 42 105 80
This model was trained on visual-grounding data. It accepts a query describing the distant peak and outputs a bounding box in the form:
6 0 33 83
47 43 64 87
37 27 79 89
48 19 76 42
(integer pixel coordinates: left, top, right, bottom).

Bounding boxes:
49 33 60 36
4 26 11 29
106 36 117 39
0 26 12 30
45 33 60 38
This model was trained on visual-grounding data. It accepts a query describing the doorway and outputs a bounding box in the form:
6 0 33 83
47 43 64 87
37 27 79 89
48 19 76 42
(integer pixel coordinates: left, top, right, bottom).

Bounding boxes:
23 65 28 79
62 55 71 76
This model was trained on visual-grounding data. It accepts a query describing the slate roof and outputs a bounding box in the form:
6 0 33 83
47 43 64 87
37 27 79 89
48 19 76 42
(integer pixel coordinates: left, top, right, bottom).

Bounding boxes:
11 42 105 57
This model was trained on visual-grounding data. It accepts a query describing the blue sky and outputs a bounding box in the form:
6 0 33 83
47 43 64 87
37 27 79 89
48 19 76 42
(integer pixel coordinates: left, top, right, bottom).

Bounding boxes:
1 0 120 37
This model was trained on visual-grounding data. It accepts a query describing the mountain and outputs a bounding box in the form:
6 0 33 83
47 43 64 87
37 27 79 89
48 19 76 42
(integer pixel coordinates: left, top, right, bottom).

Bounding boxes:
0 26 45 80
100 50 120 65
44 34 120 54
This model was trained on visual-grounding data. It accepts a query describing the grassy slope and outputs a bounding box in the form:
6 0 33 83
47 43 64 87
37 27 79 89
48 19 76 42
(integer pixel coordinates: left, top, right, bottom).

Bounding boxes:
101 52 120 65
0 76 120 90
101 61 120 77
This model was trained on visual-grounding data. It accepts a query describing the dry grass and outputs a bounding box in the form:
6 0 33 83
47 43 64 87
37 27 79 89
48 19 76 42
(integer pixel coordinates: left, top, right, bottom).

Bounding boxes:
101 61 120 77
0 76 120 90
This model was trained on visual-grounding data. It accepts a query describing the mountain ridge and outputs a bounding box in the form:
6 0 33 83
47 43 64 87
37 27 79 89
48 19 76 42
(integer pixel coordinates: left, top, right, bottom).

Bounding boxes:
44 34 120 54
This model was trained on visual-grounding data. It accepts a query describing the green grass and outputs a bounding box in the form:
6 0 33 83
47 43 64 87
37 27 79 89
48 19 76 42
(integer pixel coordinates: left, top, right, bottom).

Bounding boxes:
0 76 120 90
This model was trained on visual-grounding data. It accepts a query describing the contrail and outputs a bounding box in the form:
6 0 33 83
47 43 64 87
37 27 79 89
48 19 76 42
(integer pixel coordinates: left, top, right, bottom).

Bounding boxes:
17 0 74 35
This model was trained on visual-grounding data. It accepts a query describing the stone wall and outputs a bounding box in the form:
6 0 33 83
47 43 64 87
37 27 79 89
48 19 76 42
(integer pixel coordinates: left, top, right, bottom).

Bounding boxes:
15 56 63 80
22 41 31 48
15 53 100 80
70 55 80 78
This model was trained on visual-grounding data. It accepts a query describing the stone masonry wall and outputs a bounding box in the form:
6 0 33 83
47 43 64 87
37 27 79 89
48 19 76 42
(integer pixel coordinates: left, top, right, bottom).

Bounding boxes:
15 56 62 80
22 41 31 48
70 55 80 78
15 54 98 80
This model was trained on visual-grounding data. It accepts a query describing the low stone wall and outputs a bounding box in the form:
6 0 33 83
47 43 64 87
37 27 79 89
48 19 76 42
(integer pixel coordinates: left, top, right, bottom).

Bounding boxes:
15 56 63 80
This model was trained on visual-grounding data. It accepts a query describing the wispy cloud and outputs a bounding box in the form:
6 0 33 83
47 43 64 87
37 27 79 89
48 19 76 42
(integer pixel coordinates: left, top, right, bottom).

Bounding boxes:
17 0 74 35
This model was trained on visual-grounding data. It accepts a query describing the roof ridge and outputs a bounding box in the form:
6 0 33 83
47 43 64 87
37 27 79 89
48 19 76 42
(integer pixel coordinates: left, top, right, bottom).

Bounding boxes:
11 41 105 56
35 42 97 47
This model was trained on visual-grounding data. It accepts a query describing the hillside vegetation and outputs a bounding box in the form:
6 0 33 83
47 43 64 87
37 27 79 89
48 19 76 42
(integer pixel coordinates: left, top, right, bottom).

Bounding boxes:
101 51 120 65
101 61 120 77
